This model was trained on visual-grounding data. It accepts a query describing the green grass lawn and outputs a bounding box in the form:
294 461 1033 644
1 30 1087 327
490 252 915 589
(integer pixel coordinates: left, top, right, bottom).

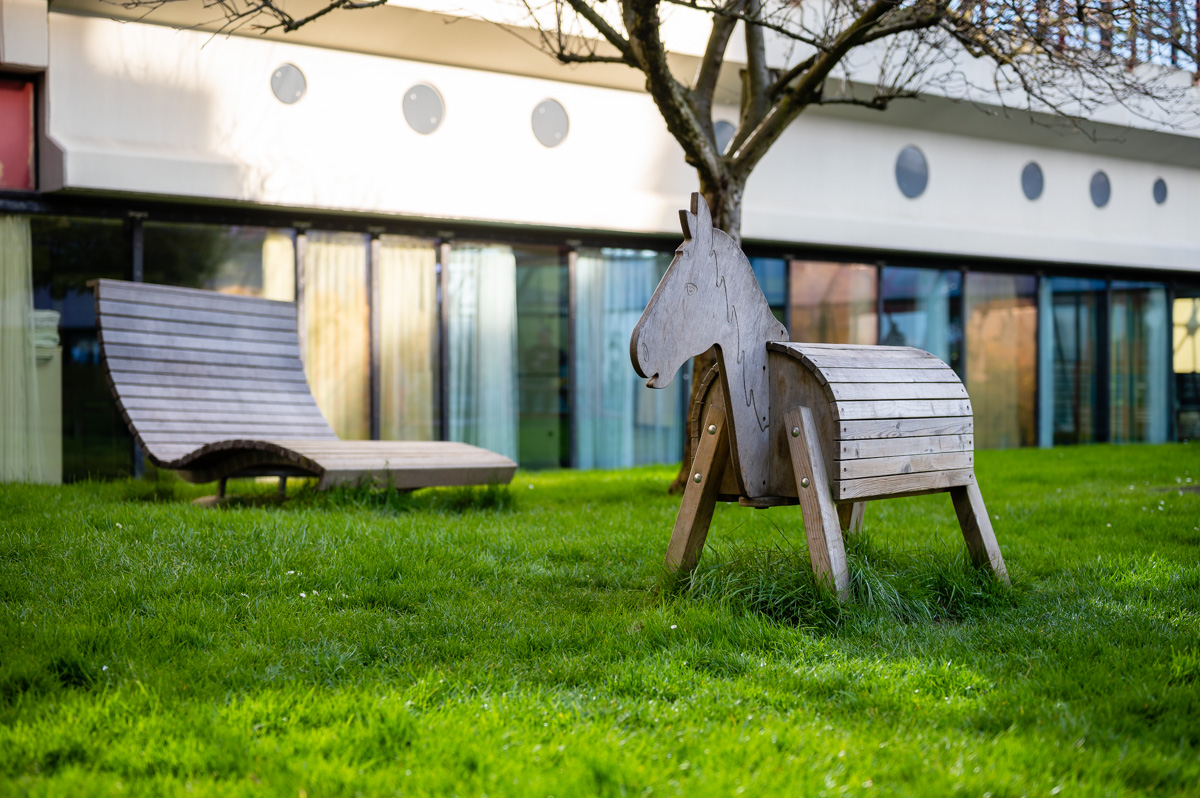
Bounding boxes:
1 444 1198 796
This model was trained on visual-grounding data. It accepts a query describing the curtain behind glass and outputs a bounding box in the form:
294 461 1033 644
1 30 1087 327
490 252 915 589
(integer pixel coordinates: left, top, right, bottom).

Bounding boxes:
378 237 436 442
303 232 370 440
964 273 1037 448
1111 282 1168 443
0 215 46 482
262 231 296 301
448 245 518 462
575 249 682 469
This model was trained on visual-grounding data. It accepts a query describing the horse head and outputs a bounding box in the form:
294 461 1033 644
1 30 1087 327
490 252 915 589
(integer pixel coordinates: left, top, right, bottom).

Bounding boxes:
630 193 724 388
630 192 788 498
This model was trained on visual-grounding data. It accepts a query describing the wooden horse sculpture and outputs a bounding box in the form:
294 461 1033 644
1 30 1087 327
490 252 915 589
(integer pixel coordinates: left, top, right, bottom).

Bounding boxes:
631 194 1008 599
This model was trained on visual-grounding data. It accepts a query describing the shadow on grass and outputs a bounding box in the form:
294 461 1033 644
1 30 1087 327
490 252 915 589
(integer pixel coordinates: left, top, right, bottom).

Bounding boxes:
672 530 1017 632
112 471 516 514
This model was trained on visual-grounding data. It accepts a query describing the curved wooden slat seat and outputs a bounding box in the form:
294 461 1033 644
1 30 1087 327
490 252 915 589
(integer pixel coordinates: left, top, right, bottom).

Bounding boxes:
93 279 516 491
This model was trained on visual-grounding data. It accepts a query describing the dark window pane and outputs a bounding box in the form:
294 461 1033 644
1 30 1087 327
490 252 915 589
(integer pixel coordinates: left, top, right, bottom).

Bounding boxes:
1175 287 1200 441
30 217 132 481
1110 281 1168 443
515 245 569 469
1047 277 1106 445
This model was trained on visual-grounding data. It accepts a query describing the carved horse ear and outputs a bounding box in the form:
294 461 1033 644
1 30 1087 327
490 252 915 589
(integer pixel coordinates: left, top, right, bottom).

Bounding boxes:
678 192 714 253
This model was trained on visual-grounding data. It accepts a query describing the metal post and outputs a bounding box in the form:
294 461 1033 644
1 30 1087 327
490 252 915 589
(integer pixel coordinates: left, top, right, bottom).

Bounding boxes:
436 239 451 442
127 212 146 478
566 245 578 468
368 232 382 440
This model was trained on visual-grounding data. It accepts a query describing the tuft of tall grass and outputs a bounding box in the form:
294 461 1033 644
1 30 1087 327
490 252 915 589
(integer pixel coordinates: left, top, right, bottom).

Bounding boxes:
677 528 1015 630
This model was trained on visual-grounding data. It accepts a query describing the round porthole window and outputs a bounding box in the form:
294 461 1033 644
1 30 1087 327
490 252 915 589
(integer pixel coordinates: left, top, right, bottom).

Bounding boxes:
714 120 736 155
1021 162 1044 200
532 99 569 148
403 84 444 135
270 63 306 105
895 146 928 199
1090 171 1111 208
1153 178 1168 205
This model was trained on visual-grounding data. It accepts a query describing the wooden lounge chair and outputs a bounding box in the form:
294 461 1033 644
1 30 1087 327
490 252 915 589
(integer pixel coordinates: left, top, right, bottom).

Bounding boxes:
93 278 516 496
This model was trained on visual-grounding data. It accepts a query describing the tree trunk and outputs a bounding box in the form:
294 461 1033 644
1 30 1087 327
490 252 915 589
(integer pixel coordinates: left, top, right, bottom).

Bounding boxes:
667 174 746 494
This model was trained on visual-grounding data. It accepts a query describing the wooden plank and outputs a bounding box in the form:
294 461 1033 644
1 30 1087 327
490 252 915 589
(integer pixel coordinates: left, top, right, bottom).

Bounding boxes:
771 342 939 361
95 279 295 319
629 194 788 498
108 370 313 394
832 399 973 421
800 353 950 370
132 419 332 434
117 397 328 415
828 382 967 402
777 342 924 351
136 422 334 437
100 314 300 345
99 330 300 359
839 417 974 440
837 434 972 460
114 384 323 405
124 407 328 425
817 367 961 384
785 405 849 600
101 344 304 372
836 450 974 480
104 357 309 384
950 482 1010 582
97 298 296 332
835 468 975 501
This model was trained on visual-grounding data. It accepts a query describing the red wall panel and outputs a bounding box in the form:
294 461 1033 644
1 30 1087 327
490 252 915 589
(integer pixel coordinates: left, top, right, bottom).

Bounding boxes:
0 78 34 191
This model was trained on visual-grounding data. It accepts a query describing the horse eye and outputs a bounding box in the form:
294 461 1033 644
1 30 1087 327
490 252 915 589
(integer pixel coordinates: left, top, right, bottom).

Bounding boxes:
685 283 697 296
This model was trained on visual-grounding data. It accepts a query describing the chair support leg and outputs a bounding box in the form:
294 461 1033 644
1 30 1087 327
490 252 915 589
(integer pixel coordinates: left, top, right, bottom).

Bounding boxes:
664 404 729 576
950 481 1009 583
784 405 849 601
217 477 227 499
278 476 288 498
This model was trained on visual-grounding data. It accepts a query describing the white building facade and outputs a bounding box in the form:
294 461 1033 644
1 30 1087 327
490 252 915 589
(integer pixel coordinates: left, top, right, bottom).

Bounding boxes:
2 0 1198 480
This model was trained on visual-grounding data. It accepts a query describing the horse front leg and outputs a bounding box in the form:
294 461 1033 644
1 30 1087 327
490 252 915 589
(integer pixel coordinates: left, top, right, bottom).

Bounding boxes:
664 404 730 576
784 405 850 601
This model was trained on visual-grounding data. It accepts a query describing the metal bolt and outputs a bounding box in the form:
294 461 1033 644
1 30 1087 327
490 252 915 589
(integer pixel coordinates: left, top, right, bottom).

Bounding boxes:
693 472 702 484
707 424 717 435
800 477 810 488
791 426 800 438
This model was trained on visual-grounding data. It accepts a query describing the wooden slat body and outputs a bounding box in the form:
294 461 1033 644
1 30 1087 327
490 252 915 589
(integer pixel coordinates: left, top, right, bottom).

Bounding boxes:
765 343 976 501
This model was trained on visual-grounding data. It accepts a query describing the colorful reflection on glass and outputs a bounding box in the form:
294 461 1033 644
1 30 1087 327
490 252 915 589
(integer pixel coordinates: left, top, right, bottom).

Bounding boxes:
964 272 1037 448
788 261 878 344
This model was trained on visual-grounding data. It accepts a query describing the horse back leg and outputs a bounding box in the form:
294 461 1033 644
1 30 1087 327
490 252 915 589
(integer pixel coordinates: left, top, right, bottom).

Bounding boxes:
950 481 1010 583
